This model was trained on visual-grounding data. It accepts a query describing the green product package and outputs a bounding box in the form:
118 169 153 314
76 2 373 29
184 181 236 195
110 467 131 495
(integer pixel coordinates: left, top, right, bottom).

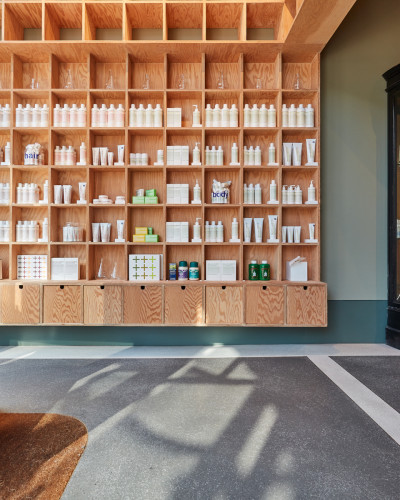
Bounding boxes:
132 196 145 204
147 227 153 235
146 189 157 197
145 234 159 242
145 196 158 204
248 261 259 281
259 261 271 281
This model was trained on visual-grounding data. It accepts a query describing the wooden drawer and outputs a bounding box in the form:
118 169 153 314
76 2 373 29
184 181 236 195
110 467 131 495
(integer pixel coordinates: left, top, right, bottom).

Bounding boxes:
286 285 327 326
84 285 122 325
245 285 285 325
164 285 203 325
206 286 243 325
0 284 40 324
43 285 82 324
123 285 163 324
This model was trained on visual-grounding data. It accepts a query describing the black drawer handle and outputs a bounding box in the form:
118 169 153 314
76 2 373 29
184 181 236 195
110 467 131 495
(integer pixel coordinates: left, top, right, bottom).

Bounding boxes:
262 286 267 291
222 286 226 290
181 286 186 290
60 285 64 290
303 286 308 291
141 285 145 290
19 285 23 290
100 285 105 290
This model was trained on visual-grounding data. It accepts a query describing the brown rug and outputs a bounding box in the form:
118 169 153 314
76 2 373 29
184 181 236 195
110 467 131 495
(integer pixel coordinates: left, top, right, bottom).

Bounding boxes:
0 413 88 500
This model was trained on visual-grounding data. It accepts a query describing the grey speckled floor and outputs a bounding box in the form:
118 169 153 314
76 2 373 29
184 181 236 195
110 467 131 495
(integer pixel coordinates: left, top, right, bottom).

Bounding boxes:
0 357 399 500
333 356 400 414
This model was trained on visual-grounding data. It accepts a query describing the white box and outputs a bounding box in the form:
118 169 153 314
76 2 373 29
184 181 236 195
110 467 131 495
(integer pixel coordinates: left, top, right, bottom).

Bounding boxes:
129 254 162 281
51 258 79 280
286 257 308 282
167 146 174 165
173 185 181 204
173 146 181 165
206 260 236 281
167 109 174 128
181 184 189 204
166 222 174 242
181 222 189 242
167 184 174 204
173 222 181 242
174 108 182 127
182 146 189 165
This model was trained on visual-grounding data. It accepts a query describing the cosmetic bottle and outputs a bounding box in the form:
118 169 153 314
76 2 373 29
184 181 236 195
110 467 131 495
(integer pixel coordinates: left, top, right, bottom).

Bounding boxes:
244 146 249 166
305 180 318 204
145 104 154 128
91 104 99 127
192 143 201 165
108 104 116 127
243 183 248 204
282 104 289 127
230 217 240 242
78 104 86 127
210 146 216 165
23 104 32 127
16 104 24 127
205 146 210 166
230 104 238 127
289 104 297 127
61 104 69 127
99 104 107 127
129 104 137 127
192 218 202 242
297 104 305 127
210 221 217 243
221 104 229 127
192 180 201 204
259 104 268 127
268 143 276 165
41 218 48 242
116 104 125 127
268 104 276 127
248 183 255 204
269 180 278 204
287 185 295 204
205 221 210 242
192 104 201 127
205 104 213 127
231 142 239 165
137 104 145 127
154 104 162 127
32 104 41 127
306 104 315 127
213 104 221 127
255 183 262 204
295 185 302 204
251 104 259 127
248 146 255 166
255 146 261 166
217 146 223 166
216 221 224 243
244 104 251 127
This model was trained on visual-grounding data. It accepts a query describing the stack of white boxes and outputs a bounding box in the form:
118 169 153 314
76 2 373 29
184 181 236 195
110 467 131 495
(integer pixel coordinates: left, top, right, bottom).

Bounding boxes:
167 146 190 165
166 222 189 242
51 258 79 280
129 254 163 281
206 260 236 281
166 108 182 127
17 255 48 280
167 184 189 204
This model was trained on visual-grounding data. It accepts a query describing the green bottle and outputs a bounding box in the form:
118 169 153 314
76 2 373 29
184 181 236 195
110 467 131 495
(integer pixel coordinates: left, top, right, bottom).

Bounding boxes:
260 260 271 281
249 260 259 280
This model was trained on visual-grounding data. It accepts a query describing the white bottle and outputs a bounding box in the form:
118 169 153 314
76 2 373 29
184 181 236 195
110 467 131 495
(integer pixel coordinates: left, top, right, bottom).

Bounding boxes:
16 104 24 127
16 222 22 242
248 183 255 204
66 145 74 165
287 185 295 204
231 142 238 165
288 104 297 127
248 146 255 166
244 104 251 127
259 104 268 127
17 183 22 204
4 221 9 242
43 180 48 204
192 104 200 127
307 180 316 203
216 221 224 243
192 142 200 165
243 183 248 204
41 104 49 127
268 143 276 165
282 104 289 127
154 104 162 127
213 104 221 127
205 104 213 127
137 104 145 127
91 104 99 127
243 146 249 166
205 221 210 242
268 104 276 127
255 146 261 166
250 104 259 127
230 104 238 127
60 145 67 165
282 184 288 204
193 180 201 204
61 104 69 127
129 104 137 127
306 104 315 127
210 146 216 165
210 221 217 243
217 146 223 166
295 185 302 204
269 180 277 204
192 218 202 242
255 184 262 204
145 104 154 127
78 104 86 127
42 217 48 242
23 104 32 127
221 104 229 127
4 142 10 165
205 146 210 165
69 104 78 127
115 104 124 127
99 104 108 127
3 104 10 127
297 104 305 127
108 104 116 127
230 217 239 242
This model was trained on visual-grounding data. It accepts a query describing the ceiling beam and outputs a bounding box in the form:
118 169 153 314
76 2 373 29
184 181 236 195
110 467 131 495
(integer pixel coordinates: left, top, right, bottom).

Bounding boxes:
285 0 358 46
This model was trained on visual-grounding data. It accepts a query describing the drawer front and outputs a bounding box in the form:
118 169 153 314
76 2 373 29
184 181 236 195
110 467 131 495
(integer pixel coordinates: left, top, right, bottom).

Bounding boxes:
43 285 82 324
164 285 203 325
206 286 243 325
286 285 327 326
84 285 122 325
0 284 40 324
245 285 285 325
123 285 163 324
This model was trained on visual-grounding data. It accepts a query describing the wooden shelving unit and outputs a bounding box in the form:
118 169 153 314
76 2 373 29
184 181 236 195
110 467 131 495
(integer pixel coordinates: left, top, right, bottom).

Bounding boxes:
0 0 330 327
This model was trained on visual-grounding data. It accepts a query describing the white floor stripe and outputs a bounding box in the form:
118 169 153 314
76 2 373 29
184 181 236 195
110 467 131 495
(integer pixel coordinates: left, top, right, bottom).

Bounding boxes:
0 343 398 359
309 355 400 446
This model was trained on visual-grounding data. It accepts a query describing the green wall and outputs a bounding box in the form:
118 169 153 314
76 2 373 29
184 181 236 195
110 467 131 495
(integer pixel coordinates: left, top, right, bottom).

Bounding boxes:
0 0 393 345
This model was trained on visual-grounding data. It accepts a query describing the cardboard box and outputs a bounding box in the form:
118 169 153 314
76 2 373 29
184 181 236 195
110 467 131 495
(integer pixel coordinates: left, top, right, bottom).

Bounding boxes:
135 227 148 235
145 234 159 242
286 256 308 282
132 196 145 204
132 234 146 242
206 260 236 281
145 196 158 204
51 258 79 280
146 189 157 197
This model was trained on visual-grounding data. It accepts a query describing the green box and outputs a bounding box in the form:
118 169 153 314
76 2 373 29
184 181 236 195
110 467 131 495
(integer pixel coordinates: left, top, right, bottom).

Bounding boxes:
148 227 153 235
145 234 159 242
145 196 158 204
145 189 157 197
132 196 145 204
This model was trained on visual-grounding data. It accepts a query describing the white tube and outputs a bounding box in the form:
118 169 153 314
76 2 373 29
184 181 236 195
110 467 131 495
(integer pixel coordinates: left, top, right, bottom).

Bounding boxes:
294 226 301 243
243 218 252 243
100 147 108 166
63 185 72 204
282 226 287 243
117 145 125 164
92 147 100 166
54 185 62 204
283 143 293 166
267 215 278 242
92 222 100 242
100 222 110 242
78 182 87 204
116 219 125 242
306 139 317 165
292 143 302 166
287 226 294 243
107 152 114 166
309 223 315 240
254 218 264 243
